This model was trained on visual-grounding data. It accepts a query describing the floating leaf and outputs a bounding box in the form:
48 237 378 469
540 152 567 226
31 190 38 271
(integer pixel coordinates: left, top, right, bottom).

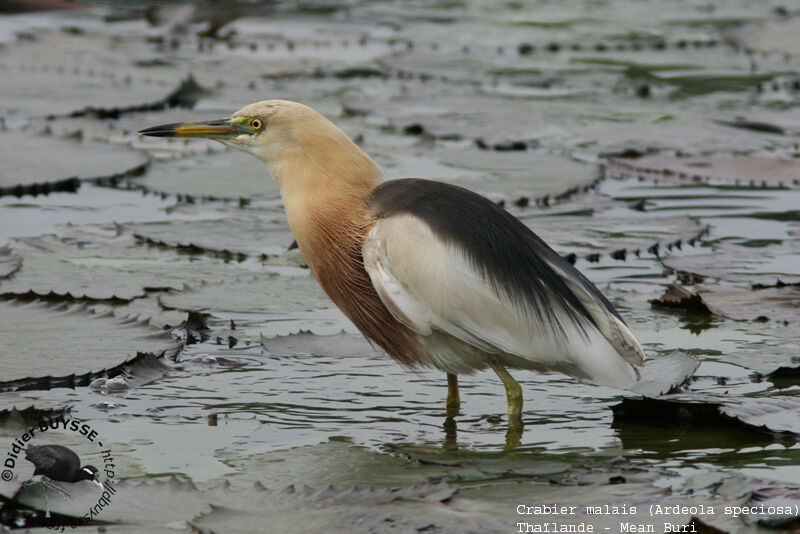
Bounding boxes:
8 476 210 528
612 394 799 456
0 247 21 279
192 481 493 534
663 241 800 287
0 235 259 302
0 300 180 391
128 150 278 200
91 294 188 330
696 282 800 323
531 213 705 262
0 132 148 197
428 150 601 203
629 351 699 397
159 273 330 314
649 284 712 313
0 63 176 120
608 152 800 188
0 405 71 428
734 17 800 56
128 207 293 259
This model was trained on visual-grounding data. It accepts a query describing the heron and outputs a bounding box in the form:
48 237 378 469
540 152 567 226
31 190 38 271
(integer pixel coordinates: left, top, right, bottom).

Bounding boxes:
140 100 645 436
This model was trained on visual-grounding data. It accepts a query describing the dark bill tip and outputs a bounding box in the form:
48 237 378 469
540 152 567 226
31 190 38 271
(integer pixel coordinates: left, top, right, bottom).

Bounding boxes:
138 123 183 137
138 119 242 138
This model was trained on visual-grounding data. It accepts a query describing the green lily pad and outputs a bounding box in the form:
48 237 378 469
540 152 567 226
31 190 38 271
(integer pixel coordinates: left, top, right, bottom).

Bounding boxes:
0 131 148 197
128 150 278 200
0 247 21 278
612 394 800 454
91 295 189 329
530 212 705 261
128 207 293 259
0 300 180 391
0 234 259 302
427 150 601 203
608 152 800 188
159 272 330 315
663 240 800 287
698 282 800 323
734 17 800 56
10 476 210 529
629 351 699 397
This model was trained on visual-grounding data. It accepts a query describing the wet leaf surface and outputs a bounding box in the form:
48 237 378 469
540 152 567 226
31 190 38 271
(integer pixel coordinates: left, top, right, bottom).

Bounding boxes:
612 394 800 452
663 241 800 287
0 300 179 391
629 351 699 397
126 150 278 200
0 234 262 301
0 132 148 197
127 204 293 259
0 247 21 279
697 283 800 323
159 272 331 315
609 153 800 188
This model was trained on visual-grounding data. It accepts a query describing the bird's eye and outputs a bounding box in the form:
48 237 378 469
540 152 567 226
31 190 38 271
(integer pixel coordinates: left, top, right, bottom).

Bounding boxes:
250 118 264 130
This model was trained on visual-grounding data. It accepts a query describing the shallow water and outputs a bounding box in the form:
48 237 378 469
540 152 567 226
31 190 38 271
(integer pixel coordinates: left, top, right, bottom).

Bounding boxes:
0 1 799 532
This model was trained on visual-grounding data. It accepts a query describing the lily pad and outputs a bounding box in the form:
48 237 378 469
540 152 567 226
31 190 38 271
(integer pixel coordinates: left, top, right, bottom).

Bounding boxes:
91 294 189 329
0 405 71 427
0 62 178 121
608 152 800 188
159 273 330 314
128 149 278 200
0 131 148 197
192 481 479 534
0 300 179 391
697 282 800 323
649 284 712 313
629 351 699 397
733 17 800 56
430 150 601 203
612 394 800 454
0 234 259 302
0 247 21 279
9 476 210 529
649 281 800 323
530 212 705 262
662 240 800 287
128 207 293 259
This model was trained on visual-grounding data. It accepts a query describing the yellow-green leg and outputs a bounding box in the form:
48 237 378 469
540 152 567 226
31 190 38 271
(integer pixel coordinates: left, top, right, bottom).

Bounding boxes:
446 373 460 417
487 358 523 427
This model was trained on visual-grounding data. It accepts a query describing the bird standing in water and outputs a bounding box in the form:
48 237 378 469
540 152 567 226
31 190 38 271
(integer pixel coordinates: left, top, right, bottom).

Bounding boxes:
140 100 645 437
25 444 101 517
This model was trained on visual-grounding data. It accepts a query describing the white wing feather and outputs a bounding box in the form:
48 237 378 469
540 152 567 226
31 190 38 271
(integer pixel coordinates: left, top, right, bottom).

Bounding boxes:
363 214 642 389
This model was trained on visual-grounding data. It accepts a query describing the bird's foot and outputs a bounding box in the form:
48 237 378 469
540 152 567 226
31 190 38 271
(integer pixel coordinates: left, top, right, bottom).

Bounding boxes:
39 479 72 501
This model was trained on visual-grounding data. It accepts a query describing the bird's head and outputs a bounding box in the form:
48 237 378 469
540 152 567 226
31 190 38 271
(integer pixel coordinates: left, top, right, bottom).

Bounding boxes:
139 100 379 191
80 465 99 482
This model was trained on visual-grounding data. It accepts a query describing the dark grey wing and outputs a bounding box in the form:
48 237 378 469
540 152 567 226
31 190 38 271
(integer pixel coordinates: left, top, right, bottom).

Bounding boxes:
365 179 644 386
25 444 78 472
